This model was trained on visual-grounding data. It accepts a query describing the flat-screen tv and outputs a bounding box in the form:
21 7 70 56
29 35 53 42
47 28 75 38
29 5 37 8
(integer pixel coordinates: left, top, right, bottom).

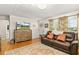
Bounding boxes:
16 22 30 30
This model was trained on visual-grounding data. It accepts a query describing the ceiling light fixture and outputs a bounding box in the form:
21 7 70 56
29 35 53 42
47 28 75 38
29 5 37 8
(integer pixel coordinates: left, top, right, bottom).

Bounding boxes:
37 4 47 9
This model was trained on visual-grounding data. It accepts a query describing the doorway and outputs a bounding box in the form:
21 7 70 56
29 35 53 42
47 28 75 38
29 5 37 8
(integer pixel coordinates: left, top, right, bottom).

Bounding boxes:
0 20 9 40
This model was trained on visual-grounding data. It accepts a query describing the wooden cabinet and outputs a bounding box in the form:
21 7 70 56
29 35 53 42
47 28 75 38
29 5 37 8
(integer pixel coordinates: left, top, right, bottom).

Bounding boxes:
14 29 32 42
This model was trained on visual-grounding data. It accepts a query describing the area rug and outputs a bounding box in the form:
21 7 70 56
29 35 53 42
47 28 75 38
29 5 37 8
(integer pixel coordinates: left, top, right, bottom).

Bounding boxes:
5 43 68 55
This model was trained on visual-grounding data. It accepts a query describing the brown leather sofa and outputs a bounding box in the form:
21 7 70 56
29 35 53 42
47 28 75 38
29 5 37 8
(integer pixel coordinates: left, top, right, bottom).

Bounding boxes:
40 32 78 55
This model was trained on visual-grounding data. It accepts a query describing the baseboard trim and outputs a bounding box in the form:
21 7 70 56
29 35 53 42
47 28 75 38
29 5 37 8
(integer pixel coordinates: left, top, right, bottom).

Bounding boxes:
32 37 40 40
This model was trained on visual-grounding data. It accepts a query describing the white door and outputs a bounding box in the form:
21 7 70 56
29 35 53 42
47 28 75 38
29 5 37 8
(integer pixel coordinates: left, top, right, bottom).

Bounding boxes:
0 20 9 39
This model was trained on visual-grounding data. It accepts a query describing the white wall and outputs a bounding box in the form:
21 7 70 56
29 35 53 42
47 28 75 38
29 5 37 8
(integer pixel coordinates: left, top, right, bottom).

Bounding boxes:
38 19 49 35
9 15 39 40
0 20 9 38
0 15 9 40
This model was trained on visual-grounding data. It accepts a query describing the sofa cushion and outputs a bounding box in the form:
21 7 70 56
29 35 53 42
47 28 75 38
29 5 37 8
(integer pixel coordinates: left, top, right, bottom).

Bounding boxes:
43 38 70 47
66 38 73 42
64 32 75 41
54 40 70 47
50 40 70 47
66 34 73 39
57 34 66 42
49 40 70 50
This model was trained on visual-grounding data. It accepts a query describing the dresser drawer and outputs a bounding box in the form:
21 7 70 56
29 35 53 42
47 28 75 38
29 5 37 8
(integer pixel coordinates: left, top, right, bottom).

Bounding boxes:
14 30 32 42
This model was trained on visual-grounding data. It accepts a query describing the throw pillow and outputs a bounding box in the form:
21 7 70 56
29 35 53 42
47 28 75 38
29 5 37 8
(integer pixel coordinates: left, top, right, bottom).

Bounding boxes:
47 34 53 40
57 34 66 42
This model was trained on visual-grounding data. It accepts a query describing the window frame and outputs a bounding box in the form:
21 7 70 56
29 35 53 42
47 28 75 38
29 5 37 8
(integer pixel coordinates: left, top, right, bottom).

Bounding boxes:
68 15 77 32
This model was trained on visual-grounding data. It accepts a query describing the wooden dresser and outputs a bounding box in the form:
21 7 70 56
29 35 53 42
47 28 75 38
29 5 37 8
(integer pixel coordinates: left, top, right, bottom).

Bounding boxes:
14 29 32 43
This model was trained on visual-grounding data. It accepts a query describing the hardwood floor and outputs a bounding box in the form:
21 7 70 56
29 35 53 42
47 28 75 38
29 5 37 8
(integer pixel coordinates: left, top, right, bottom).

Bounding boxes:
0 38 40 55
7 39 40 51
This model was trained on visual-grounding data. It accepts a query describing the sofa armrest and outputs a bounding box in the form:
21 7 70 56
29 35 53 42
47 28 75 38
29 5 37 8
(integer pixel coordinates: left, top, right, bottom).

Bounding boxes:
40 35 46 39
70 40 78 55
71 40 78 45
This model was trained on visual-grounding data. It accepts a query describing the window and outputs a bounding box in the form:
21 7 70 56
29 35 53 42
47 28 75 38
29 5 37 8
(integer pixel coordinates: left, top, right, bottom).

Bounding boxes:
68 16 77 31
52 19 59 31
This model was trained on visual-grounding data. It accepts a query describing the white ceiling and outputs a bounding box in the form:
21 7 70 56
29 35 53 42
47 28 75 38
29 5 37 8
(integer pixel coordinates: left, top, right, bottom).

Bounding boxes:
0 4 79 19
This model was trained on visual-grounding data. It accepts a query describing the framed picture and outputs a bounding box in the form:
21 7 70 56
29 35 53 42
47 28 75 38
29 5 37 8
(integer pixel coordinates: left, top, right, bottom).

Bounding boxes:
45 23 48 28
7 25 9 30
16 22 30 30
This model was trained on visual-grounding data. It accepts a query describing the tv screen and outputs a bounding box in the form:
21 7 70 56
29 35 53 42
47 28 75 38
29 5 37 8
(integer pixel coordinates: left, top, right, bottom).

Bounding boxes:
16 22 30 30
